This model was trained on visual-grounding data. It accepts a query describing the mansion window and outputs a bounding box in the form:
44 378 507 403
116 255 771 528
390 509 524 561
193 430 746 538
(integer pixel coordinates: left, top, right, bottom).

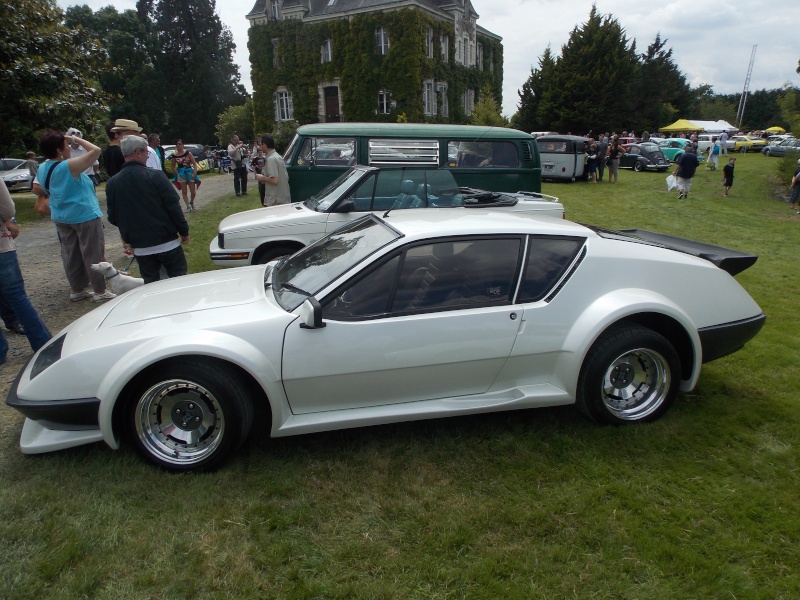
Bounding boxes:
274 89 293 121
423 80 435 116
271 0 280 20
477 42 483 70
425 27 434 59
378 89 391 115
272 39 280 68
375 26 389 55
463 89 474 115
464 36 471 66
438 83 448 117
440 34 449 62
321 38 332 63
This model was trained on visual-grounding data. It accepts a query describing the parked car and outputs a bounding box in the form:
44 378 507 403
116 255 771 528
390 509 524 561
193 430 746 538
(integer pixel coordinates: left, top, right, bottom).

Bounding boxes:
6 210 765 471
210 165 564 267
730 136 766 153
761 138 800 157
619 143 671 172
696 134 735 153
656 138 694 162
0 159 34 192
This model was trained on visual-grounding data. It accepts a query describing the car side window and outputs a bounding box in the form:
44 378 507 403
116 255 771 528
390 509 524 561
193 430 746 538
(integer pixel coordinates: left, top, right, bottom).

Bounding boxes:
324 255 400 318
518 236 585 302
392 238 521 312
323 238 522 320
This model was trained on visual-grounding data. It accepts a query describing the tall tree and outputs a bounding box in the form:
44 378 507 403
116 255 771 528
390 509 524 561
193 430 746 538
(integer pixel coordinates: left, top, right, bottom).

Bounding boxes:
549 6 636 133
630 34 693 130
65 5 160 132
513 46 556 133
0 0 109 155
153 0 246 142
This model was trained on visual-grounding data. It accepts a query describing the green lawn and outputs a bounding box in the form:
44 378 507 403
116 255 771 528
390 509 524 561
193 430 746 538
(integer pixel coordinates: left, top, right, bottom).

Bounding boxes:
1 152 799 599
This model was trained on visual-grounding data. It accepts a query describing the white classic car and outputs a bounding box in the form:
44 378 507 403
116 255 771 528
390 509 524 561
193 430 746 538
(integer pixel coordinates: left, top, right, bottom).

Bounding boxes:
7 211 765 472
209 165 563 267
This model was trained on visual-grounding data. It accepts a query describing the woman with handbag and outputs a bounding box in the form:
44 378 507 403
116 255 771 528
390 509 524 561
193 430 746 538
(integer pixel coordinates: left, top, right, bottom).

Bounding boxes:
32 130 115 303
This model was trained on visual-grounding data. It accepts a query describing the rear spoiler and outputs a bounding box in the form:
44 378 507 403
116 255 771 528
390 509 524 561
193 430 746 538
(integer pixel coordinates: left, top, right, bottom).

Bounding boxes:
618 229 758 276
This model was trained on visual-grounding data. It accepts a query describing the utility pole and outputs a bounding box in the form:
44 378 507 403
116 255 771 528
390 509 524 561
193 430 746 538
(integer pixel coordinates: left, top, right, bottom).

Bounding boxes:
737 45 757 129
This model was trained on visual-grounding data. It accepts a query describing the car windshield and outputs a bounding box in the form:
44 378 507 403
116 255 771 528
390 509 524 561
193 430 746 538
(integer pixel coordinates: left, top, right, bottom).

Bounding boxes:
272 215 402 311
303 168 364 212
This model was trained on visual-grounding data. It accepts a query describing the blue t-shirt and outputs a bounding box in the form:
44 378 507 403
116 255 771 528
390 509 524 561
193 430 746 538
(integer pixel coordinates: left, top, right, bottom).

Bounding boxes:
36 161 102 224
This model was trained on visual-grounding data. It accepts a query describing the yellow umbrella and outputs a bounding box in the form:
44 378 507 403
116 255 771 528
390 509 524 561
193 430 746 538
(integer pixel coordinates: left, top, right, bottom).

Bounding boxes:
659 119 704 133
765 126 786 134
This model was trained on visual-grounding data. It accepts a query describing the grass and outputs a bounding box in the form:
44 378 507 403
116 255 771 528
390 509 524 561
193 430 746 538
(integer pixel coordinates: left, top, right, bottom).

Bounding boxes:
1 152 799 598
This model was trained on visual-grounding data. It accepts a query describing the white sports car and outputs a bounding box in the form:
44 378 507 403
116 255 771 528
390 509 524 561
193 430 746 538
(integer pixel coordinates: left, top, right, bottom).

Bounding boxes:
7 211 765 471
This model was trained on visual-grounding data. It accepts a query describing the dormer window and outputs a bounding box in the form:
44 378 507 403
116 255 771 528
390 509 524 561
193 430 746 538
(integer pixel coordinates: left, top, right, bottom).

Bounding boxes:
271 0 280 20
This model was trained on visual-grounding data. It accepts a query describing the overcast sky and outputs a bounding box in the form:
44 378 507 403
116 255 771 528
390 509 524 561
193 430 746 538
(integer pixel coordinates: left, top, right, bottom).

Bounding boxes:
58 0 800 117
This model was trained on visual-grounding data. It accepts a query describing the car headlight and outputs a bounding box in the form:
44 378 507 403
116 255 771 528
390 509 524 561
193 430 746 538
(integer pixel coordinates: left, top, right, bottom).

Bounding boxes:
30 334 66 379
10 173 29 181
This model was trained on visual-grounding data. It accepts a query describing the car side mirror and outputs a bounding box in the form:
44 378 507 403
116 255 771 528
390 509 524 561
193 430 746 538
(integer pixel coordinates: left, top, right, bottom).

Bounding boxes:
334 199 355 213
300 297 326 329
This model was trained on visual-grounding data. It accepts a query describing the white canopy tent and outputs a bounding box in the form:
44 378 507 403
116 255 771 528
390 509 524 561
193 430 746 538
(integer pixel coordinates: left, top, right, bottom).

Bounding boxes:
686 120 738 133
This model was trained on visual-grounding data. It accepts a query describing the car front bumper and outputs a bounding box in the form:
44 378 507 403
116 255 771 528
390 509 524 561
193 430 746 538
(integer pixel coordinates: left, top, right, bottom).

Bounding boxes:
6 362 104 454
209 236 253 267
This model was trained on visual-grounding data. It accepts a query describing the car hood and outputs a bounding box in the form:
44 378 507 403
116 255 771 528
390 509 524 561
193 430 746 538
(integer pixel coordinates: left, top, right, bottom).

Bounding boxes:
218 203 321 233
98 266 269 328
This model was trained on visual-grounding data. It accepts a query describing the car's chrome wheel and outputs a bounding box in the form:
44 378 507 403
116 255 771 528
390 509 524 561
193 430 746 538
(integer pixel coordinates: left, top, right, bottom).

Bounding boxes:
599 348 670 420
577 324 680 424
127 360 253 471
633 161 644 172
135 379 226 466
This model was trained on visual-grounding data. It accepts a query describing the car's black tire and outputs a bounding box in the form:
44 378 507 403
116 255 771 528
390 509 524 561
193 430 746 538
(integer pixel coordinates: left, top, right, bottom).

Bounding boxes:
576 324 680 424
126 359 253 472
763 149 771 157
253 245 296 265
633 161 644 172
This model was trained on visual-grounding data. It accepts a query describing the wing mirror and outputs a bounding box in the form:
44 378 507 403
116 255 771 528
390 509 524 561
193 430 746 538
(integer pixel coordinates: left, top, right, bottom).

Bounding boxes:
334 199 355 213
300 297 326 329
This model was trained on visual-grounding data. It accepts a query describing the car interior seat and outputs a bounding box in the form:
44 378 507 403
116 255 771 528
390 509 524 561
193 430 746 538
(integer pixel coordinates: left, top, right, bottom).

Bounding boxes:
393 179 420 209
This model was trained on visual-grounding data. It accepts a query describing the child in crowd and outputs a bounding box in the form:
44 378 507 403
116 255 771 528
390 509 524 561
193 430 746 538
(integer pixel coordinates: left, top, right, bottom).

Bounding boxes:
722 157 736 197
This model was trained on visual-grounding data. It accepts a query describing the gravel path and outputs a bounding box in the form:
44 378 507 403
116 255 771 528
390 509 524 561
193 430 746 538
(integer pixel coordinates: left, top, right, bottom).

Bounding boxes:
0 171 239 385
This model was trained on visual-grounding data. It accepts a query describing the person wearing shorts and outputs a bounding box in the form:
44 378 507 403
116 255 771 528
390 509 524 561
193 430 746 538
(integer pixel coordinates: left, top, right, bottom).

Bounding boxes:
722 157 736 197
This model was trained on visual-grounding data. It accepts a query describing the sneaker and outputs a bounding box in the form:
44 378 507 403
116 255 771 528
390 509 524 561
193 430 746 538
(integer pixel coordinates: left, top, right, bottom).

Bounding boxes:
69 290 93 302
235 193 241 197
677 192 683 199
7 322 24 335
190 201 195 210
93 290 117 302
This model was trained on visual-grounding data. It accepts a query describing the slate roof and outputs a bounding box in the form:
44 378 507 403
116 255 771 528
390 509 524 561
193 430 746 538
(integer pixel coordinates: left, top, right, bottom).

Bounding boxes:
248 0 477 20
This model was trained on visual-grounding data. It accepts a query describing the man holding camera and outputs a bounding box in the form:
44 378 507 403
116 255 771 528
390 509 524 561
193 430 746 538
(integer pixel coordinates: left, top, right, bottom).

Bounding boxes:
227 135 248 197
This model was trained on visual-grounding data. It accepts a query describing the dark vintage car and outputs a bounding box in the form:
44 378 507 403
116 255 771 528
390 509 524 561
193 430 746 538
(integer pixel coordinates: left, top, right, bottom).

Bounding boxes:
620 143 671 172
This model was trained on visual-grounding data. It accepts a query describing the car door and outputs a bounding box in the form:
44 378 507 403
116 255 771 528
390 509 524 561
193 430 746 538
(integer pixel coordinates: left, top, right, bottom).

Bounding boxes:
281 237 525 414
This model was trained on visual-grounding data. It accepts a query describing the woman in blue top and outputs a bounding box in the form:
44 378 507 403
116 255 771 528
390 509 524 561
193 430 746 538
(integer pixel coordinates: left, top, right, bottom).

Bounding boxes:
32 130 115 302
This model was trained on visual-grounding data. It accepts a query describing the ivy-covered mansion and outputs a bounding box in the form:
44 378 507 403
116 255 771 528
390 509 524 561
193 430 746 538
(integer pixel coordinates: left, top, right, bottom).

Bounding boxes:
246 0 503 129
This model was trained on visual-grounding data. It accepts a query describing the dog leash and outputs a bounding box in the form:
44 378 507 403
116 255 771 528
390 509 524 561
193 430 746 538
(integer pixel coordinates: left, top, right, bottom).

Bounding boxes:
120 255 137 272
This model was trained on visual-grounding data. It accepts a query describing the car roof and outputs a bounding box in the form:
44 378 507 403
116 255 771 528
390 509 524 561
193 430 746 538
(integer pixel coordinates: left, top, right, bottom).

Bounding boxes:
378 208 589 241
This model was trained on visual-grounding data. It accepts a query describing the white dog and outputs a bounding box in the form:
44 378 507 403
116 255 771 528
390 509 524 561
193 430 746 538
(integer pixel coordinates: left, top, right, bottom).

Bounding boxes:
91 262 144 295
